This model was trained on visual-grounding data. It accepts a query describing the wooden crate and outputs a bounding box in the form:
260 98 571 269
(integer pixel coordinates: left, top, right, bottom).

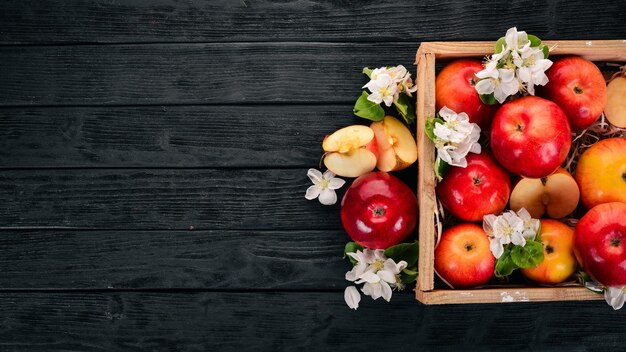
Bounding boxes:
414 40 626 304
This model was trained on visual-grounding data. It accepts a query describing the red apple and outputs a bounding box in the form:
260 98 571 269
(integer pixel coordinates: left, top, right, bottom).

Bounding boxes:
435 223 495 288
541 56 607 130
436 152 511 222
490 96 571 178
435 59 498 129
340 172 417 249
575 202 626 287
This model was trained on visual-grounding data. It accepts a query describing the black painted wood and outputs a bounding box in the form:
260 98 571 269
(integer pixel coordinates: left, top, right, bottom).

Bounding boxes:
0 292 623 352
0 230 348 290
0 43 414 106
1 0 626 45
0 105 355 168
0 168 343 230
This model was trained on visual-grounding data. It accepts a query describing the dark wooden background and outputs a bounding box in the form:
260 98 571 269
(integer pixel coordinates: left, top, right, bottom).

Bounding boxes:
1 1 626 351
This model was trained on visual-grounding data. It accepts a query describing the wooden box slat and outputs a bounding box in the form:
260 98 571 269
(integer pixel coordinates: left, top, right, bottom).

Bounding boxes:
414 39 626 304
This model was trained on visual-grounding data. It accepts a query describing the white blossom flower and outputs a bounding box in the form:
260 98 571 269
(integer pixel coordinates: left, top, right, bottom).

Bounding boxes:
483 211 527 259
514 45 553 95
387 65 407 82
605 286 626 310
505 27 530 52
304 168 345 205
475 67 519 104
474 27 552 102
369 67 389 81
432 107 481 168
516 208 540 240
400 73 417 97
344 285 361 310
343 248 407 307
363 73 397 107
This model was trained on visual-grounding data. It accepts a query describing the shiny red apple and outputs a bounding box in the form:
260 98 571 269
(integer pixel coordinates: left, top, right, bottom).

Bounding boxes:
435 59 499 129
340 172 417 249
436 152 511 222
435 223 495 288
575 202 626 287
541 56 607 130
490 96 571 178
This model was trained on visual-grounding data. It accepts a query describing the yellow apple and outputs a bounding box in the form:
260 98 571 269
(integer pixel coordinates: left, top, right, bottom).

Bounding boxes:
370 116 417 172
509 168 580 219
322 125 378 178
575 137 626 209
521 219 577 285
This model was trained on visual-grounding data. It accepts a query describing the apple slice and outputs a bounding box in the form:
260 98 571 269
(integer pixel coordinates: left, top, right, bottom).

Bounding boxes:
510 168 580 219
605 77 626 128
370 116 417 172
322 125 377 178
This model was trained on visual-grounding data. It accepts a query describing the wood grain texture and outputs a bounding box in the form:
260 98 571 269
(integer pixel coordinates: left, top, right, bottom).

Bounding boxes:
0 230 348 290
0 291 623 352
0 105 357 168
416 52 436 292
0 0 555 44
417 287 602 305
0 169 345 230
0 43 414 106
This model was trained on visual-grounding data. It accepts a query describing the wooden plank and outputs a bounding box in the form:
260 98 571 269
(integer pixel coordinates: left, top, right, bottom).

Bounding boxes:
0 230 347 290
0 168 346 230
0 291 622 351
0 43 415 106
418 40 626 61
417 287 602 305
0 105 355 168
416 52 436 292
0 0 556 44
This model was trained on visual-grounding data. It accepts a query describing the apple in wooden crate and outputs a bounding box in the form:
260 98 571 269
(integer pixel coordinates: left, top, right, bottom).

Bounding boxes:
509 168 580 219
575 202 626 287
605 76 626 128
370 115 417 172
435 223 495 288
521 219 577 285
540 56 607 130
490 96 571 178
575 138 626 209
323 125 378 178
435 59 498 128
436 152 510 222
340 172 417 249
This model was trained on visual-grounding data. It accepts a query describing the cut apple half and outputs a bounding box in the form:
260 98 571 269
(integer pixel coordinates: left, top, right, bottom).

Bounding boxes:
605 77 626 128
370 116 417 172
322 125 377 178
510 167 580 219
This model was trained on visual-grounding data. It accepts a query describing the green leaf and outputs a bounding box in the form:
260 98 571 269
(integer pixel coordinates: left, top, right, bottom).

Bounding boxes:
399 268 418 284
494 247 517 278
344 242 364 265
494 37 506 53
362 67 373 78
424 117 444 141
384 241 419 267
528 34 542 47
434 157 450 182
353 91 385 121
479 93 498 105
510 240 544 269
542 45 550 59
394 94 416 125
